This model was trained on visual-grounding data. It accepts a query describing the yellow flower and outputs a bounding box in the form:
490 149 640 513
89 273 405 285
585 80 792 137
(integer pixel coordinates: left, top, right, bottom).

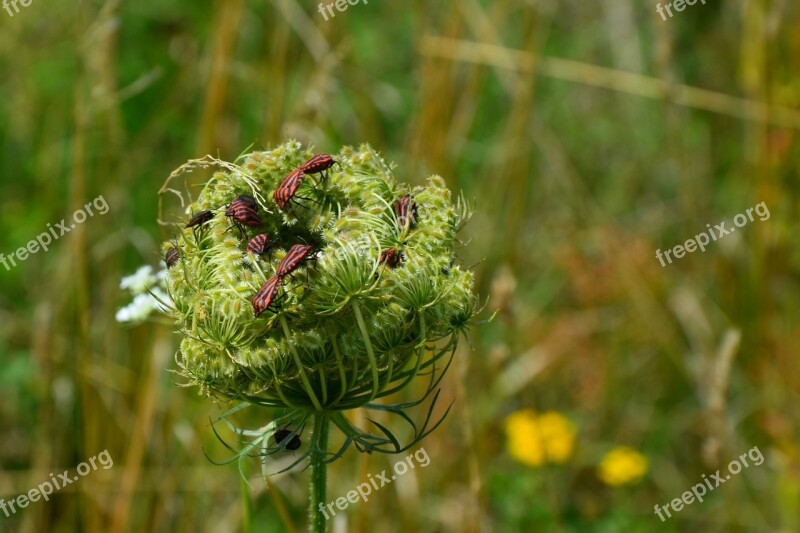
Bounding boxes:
504 409 576 467
597 446 649 486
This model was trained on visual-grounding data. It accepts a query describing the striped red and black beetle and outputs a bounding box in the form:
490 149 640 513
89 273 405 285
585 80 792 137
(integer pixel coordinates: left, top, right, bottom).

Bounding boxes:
233 194 258 210
299 153 338 176
226 197 263 232
394 195 418 230
379 247 403 268
272 154 338 210
276 244 316 278
252 275 283 318
246 233 273 257
273 168 306 210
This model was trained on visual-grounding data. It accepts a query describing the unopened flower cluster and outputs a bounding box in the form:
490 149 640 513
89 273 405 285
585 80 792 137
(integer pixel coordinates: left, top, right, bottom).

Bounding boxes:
121 141 478 412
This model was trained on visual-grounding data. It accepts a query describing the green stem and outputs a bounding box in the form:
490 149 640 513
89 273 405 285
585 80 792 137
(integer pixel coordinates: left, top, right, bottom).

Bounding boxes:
330 334 349 407
309 414 329 533
417 310 427 373
280 316 324 411
240 461 253 533
351 300 380 400
329 411 360 439
272 379 301 409
332 319 430 408
318 367 328 405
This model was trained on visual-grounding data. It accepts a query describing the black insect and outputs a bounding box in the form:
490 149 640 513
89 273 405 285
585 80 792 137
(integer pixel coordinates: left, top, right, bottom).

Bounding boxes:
165 248 179 269
185 210 214 241
273 428 301 451
185 210 214 229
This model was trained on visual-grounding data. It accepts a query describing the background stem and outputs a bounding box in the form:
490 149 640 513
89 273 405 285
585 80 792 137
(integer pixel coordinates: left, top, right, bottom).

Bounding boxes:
309 414 330 533
240 471 253 533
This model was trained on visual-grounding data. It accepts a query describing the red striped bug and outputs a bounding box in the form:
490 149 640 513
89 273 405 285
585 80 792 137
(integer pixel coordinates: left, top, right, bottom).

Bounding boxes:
273 428 301 451
276 244 316 278
252 275 283 318
273 168 306 210
379 247 403 268
299 153 338 176
394 195 418 230
165 248 180 269
246 233 273 257
233 194 258 210
226 197 263 233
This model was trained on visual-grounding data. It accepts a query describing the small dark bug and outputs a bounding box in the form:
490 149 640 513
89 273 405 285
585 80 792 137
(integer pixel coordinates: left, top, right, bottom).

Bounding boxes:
276 244 315 278
299 153 337 175
185 210 214 229
394 195 417 229
165 248 180 269
273 428 301 451
246 233 272 256
273 168 306 210
252 275 283 318
379 247 403 268
185 210 214 241
233 194 258 210
226 199 263 230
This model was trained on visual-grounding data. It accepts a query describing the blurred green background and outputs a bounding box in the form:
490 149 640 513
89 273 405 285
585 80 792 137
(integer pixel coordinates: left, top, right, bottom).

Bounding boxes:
1 0 799 531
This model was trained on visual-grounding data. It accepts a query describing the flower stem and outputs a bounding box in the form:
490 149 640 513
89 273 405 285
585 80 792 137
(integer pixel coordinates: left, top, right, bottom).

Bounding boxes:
279 315 323 411
330 334 349 407
351 300 380 400
309 413 329 533
240 466 253 533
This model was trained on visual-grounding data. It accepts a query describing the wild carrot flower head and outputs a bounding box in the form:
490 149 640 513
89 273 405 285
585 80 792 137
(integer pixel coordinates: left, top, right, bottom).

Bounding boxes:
140 141 481 458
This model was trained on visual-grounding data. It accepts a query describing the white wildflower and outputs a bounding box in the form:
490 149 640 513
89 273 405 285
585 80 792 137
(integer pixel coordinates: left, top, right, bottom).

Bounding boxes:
119 265 157 294
116 265 173 324
116 293 158 324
